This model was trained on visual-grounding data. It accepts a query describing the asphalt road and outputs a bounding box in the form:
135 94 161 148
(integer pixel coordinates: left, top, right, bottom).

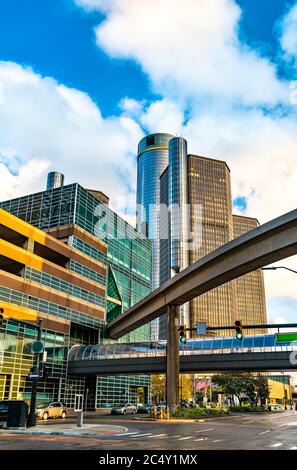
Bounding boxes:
1 411 297 450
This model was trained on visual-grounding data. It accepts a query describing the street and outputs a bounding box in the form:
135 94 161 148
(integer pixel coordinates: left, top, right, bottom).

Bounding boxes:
1 411 297 450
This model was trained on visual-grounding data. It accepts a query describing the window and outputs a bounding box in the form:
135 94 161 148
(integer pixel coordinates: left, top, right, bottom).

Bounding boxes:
146 136 155 146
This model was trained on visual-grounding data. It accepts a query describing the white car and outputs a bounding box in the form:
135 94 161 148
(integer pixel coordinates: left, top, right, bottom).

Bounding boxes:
111 403 137 415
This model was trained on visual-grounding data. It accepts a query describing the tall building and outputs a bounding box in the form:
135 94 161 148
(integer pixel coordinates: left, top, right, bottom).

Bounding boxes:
233 215 267 334
137 133 267 339
137 133 174 339
0 181 152 408
187 155 239 335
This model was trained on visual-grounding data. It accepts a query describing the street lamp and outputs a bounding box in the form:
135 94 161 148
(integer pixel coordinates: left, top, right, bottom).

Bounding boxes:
261 266 297 274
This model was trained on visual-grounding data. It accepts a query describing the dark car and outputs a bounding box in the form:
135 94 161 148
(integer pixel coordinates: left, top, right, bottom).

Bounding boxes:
137 403 151 414
0 402 8 423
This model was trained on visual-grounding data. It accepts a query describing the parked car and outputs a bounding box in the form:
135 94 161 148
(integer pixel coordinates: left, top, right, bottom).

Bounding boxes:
111 403 137 415
137 403 151 414
0 401 9 423
36 401 67 420
157 402 167 411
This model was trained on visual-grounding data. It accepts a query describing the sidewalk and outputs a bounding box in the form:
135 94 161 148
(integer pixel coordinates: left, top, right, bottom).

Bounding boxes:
0 423 128 437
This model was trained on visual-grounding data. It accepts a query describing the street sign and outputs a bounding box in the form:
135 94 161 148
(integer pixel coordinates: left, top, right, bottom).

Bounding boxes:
276 332 297 343
27 374 39 380
31 340 44 354
196 322 207 335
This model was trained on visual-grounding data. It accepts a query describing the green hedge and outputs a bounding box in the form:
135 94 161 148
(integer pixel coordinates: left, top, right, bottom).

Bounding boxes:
172 407 229 419
229 405 267 413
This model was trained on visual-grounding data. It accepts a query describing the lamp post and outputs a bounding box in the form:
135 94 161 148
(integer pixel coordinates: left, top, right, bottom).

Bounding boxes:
27 320 43 427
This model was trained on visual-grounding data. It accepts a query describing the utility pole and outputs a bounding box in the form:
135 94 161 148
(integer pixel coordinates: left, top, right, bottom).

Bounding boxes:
27 320 43 427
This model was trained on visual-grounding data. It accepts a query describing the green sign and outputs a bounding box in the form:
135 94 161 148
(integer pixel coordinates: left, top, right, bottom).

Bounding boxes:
31 340 44 354
276 333 297 343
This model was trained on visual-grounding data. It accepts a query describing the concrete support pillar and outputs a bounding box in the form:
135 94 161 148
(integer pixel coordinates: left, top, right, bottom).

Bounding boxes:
166 304 180 415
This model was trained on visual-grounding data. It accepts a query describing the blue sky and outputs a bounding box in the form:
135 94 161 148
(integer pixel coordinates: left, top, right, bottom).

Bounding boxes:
0 0 295 116
0 0 297 323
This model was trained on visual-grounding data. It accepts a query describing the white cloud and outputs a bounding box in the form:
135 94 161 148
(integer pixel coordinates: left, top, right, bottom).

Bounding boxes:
79 0 289 107
280 3 297 64
0 61 144 219
73 0 105 11
119 97 144 119
140 99 184 134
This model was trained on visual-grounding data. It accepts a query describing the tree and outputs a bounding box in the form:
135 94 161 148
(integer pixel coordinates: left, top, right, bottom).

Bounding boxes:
213 373 246 406
213 373 270 407
254 374 270 406
180 375 194 401
151 375 166 403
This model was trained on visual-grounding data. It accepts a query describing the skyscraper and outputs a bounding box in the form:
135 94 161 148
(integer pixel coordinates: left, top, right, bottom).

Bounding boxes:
137 133 174 339
137 133 268 339
233 215 267 334
187 154 238 335
137 133 174 288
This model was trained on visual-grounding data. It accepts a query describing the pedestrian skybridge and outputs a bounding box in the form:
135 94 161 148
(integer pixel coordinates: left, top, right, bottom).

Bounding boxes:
68 334 297 376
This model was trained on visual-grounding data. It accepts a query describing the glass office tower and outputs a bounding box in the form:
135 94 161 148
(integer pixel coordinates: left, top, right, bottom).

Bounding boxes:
159 149 267 338
0 183 152 408
137 133 174 339
137 133 174 289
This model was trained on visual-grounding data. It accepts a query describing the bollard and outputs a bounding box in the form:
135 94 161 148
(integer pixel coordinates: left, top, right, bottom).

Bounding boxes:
77 411 83 427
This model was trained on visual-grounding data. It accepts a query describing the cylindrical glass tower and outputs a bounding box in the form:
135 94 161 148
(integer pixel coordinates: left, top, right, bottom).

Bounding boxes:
168 137 189 273
137 133 174 290
46 171 64 191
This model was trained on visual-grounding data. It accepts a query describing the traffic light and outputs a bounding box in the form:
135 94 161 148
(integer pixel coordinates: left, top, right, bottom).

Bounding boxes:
235 320 243 340
179 324 187 344
0 308 4 327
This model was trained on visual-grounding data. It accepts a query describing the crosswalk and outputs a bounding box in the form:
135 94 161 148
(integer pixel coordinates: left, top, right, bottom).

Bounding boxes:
113 424 297 449
115 429 218 443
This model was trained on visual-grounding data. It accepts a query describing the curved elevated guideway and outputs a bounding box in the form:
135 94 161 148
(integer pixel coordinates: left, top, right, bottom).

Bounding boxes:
108 208 297 339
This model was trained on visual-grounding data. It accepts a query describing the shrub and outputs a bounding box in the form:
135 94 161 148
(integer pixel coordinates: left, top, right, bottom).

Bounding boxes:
229 405 267 413
172 406 229 419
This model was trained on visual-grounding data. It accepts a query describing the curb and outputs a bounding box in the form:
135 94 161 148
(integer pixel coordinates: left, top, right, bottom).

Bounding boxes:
0 425 128 438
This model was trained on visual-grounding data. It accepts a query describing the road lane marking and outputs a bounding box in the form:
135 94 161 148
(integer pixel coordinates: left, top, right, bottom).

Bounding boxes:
259 430 271 435
271 443 283 448
114 432 139 437
212 440 223 443
195 428 214 434
194 438 205 442
244 420 254 424
129 433 153 438
178 436 192 441
290 446 297 450
170 435 181 438
273 424 287 429
147 434 167 438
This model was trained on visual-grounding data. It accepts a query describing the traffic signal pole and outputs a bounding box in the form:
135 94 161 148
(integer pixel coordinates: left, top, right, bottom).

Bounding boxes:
166 305 180 416
27 319 43 428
